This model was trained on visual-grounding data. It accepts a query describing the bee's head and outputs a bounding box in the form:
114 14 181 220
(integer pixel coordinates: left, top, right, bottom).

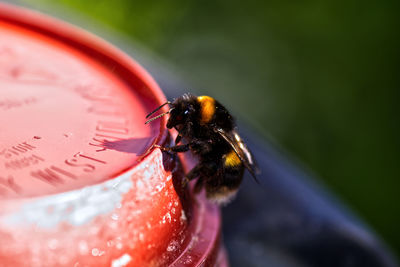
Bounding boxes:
166 101 192 130
145 94 196 132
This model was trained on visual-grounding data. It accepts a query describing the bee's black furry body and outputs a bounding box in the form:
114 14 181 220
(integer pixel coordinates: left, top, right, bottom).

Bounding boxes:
146 93 257 204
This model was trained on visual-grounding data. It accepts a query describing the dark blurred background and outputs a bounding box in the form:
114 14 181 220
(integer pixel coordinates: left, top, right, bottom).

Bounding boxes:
18 0 399 258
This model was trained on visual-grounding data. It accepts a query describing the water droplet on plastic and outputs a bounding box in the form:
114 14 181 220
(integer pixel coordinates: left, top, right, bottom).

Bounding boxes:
184 255 193 264
139 233 144 242
166 240 179 252
164 212 171 223
180 210 187 222
91 248 100 256
111 253 132 267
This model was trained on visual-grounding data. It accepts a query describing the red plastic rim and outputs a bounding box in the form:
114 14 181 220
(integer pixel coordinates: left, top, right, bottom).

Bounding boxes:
0 3 227 267
0 2 168 199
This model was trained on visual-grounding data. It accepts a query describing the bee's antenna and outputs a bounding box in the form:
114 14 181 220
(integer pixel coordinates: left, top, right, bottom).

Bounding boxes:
145 108 174 124
146 101 172 118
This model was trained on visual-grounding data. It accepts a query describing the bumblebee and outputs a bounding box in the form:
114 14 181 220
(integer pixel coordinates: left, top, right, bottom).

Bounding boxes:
145 93 259 204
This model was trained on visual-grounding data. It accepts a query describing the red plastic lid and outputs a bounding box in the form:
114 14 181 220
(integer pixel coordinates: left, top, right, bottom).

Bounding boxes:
0 3 227 267
0 17 160 199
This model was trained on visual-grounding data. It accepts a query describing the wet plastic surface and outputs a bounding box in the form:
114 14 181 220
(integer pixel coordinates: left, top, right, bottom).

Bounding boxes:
0 3 226 266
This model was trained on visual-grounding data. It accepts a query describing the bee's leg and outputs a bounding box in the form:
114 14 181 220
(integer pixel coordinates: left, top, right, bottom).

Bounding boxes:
182 160 218 190
182 163 204 188
173 121 192 145
189 139 213 155
153 143 190 153
174 134 182 145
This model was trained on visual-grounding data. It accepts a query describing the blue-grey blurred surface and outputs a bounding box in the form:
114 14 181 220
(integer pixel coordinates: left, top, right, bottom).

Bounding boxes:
13 0 400 265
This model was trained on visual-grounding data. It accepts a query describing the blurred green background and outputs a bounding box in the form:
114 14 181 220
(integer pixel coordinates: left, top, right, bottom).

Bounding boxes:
21 0 399 256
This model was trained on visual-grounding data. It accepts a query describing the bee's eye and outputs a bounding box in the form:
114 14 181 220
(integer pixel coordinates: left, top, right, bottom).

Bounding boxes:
184 110 189 115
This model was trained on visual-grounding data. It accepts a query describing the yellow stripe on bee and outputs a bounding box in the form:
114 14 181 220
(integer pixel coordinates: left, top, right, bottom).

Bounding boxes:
224 150 241 167
197 96 215 124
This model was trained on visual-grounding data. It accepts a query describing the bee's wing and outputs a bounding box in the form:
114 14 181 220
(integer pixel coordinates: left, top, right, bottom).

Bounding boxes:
214 128 260 182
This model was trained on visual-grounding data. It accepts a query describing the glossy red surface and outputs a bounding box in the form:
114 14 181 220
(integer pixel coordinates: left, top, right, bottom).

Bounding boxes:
0 19 159 198
0 3 227 266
